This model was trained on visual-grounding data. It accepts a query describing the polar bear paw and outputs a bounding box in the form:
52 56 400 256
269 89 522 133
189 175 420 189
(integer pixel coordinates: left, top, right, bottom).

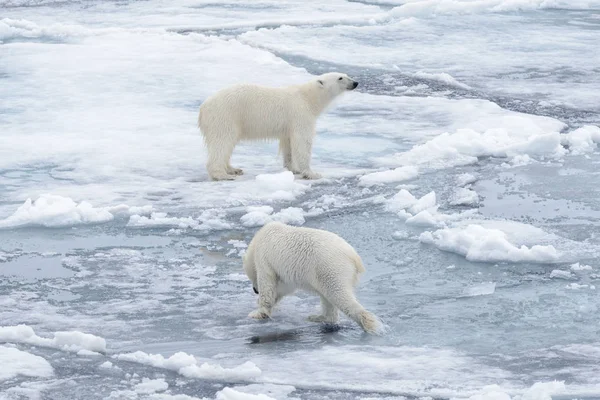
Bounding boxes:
210 173 237 181
300 170 322 180
248 309 270 319
307 314 328 323
228 167 244 175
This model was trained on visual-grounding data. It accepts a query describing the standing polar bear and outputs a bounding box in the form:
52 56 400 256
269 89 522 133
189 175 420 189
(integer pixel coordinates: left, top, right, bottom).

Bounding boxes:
242 221 382 335
198 73 359 181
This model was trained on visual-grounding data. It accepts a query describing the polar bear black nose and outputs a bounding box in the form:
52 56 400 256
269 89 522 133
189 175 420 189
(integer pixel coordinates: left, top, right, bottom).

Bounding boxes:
253 287 259 294
352 81 358 89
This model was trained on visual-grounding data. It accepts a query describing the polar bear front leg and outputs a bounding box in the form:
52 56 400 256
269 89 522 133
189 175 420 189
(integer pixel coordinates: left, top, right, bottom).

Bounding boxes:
279 137 293 171
248 270 278 319
308 295 339 324
290 131 322 180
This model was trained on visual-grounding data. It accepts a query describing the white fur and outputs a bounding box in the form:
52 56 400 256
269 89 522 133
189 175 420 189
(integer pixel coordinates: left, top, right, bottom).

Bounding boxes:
242 221 382 335
198 72 358 181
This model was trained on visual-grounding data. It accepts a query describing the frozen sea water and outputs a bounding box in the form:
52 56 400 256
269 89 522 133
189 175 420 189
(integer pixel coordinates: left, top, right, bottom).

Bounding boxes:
1 1 600 399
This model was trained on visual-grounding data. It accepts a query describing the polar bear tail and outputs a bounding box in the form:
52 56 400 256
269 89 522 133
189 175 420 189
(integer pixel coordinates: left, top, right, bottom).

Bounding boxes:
352 253 365 274
348 251 365 287
197 107 203 129
359 310 383 335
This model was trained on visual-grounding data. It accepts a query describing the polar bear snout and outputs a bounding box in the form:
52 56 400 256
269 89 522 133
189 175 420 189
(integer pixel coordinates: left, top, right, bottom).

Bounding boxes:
253 286 259 294
349 81 358 90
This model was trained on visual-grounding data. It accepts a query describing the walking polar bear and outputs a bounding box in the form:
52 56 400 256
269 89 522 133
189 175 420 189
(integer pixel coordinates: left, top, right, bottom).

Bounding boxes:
242 221 382 335
198 72 359 181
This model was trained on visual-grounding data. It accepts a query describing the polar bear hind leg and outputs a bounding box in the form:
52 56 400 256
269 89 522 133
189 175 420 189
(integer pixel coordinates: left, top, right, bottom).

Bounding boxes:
278 137 293 171
322 287 381 335
206 137 238 181
308 295 339 324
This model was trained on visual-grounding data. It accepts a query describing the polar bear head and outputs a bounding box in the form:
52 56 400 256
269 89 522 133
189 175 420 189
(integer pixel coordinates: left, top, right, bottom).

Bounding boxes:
316 72 358 98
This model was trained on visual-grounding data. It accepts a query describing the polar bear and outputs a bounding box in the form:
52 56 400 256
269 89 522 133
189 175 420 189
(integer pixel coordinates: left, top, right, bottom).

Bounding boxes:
197 72 358 181
242 221 382 334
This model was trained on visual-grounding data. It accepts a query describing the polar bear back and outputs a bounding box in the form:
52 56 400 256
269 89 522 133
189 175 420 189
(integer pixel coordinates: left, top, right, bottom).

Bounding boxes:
199 84 313 142
246 222 364 289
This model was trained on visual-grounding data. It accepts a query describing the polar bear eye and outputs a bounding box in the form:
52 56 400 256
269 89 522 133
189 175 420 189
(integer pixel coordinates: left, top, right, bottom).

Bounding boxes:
338 77 343 81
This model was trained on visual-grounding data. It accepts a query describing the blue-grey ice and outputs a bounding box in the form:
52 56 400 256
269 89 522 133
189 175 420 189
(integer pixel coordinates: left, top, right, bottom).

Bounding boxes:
1 1 600 399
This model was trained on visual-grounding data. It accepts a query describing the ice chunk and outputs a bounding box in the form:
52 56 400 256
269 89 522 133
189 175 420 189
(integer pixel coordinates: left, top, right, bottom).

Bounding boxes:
114 351 261 381
230 384 296 400
99 361 114 369
461 282 496 297
134 378 168 394
387 0 597 17
419 224 559 263
409 191 436 214
272 207 305 226
254 171 309 202
414 71 471 90
0 346 53 381
456 173 477 187
467 381 566 400
216 387 276 400
570 262 593 272
392 230 410 240
566 283 589 290
521 381 565 400
562 125 600 155
0 325 106 353
0 194 113 229
550 270 572 280
406 209 442 227
240 210 274 228
450 187 479 206
106 204 154 217
358 166 419 187
240 207 305 228
467 384 511 400
385 189 418 214
378 127 566 171
128 209 231 231
128 213 199 229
